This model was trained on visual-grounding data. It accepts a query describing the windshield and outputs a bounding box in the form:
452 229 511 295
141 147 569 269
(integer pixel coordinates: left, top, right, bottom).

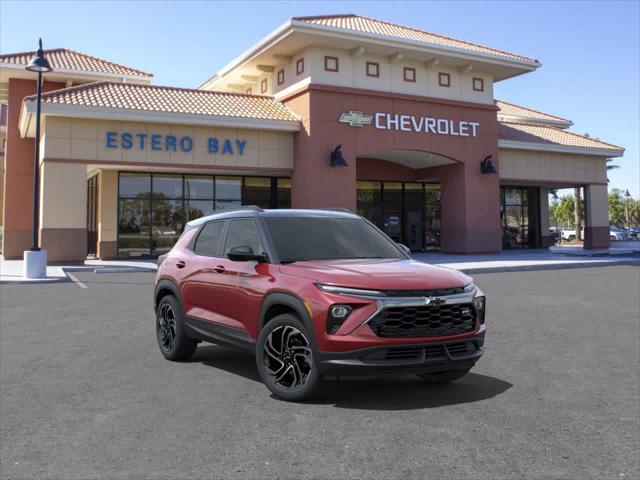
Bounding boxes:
263 217 406 263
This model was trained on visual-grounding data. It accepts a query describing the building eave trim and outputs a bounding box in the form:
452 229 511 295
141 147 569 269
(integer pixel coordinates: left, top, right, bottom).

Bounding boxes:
19 101 301 137
498 140 624 158
498 115 573 129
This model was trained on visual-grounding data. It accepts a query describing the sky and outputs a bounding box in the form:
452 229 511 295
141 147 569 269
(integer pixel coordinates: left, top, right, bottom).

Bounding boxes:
1 0 638 197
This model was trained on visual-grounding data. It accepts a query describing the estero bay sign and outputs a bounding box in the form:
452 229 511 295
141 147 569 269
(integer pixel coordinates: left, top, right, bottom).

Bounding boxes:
339 111 480 137
105 131 248 155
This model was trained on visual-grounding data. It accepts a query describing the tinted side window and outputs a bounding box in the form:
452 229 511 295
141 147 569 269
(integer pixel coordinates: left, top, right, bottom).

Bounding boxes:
193 221 225 256
225 219 264 255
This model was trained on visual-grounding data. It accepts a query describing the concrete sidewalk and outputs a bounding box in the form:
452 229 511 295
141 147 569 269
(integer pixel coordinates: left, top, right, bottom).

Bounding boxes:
2 249 637 283
0 258 157 284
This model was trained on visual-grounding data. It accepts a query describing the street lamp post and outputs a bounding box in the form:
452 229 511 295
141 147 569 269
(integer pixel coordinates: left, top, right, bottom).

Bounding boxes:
625 189 631 230
23 39 52 279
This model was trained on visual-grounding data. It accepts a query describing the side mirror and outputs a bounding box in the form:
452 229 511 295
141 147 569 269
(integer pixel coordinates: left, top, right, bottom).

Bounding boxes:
397 243 411 255
226 244 267 262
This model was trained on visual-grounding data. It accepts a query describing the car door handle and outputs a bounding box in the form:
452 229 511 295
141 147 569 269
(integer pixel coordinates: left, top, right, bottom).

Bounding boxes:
214 265 225 273
176 260 186 269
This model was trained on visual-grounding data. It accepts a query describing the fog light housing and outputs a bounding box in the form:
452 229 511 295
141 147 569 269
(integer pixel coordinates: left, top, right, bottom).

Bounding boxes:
326 305 352 334
473 296 486 324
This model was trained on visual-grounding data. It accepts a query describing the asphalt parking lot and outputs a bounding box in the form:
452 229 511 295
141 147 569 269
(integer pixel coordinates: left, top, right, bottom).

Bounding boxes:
1 266 639 479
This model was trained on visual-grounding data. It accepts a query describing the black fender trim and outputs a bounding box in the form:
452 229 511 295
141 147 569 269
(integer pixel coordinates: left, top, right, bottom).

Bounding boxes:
154 278 181 309
259 292 313 331
184 316 255 352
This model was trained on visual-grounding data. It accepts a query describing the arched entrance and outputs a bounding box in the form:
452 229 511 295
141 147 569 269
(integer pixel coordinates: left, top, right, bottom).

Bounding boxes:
356 150 457 251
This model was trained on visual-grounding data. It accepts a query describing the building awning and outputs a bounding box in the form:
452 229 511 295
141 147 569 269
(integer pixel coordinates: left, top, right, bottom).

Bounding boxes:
19 81 301 136
498 122 624 157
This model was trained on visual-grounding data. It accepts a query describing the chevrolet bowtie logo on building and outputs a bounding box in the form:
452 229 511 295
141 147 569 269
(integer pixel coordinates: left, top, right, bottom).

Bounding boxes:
338 111 373 127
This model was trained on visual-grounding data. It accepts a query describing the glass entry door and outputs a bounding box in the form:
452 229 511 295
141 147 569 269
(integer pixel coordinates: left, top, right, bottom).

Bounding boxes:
500 186 540 248
357 181 441 251
86 175 99 257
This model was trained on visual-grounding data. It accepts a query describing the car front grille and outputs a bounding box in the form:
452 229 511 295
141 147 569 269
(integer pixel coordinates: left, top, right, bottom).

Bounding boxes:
380 341 477 362
368 303 476 338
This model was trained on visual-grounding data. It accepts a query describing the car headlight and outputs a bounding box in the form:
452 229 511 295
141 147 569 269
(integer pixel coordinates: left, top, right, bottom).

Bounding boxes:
326 304 352 334
473 293 486 324
463 282 477 293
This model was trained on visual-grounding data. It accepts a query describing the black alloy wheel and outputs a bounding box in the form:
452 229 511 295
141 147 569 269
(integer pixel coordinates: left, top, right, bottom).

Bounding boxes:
256 314 321 401
155 295 197 361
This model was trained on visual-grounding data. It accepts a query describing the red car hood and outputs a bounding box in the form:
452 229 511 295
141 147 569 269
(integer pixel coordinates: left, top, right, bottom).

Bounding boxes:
279 259 471 290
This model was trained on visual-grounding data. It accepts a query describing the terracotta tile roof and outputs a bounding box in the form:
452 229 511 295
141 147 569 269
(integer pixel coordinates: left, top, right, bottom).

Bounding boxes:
0 48 152 78
499 122 624 153
27 81 299 122
293 14 538 64
496 100 571 126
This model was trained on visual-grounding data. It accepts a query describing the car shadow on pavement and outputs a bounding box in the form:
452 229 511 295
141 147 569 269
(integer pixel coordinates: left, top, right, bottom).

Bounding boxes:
192 345 512 410
310 374 513 410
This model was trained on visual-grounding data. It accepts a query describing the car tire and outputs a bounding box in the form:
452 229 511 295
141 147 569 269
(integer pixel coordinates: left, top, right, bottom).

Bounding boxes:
256 314 321 402
418 366 472 384
156 294 197 361
567 235 575 242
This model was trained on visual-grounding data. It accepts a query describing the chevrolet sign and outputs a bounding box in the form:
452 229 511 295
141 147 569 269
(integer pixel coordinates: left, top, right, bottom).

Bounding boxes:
338 111 373 127
339 111 480 137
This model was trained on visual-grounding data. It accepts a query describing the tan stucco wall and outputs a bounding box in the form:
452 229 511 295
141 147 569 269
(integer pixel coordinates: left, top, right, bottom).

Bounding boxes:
499 149 607 184
40 161 86 229
272 46 494 104
585 184 609 228
42 117 294 170
98 169 118 243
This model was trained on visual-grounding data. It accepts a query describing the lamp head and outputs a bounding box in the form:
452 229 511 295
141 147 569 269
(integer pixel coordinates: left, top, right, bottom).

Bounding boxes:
330 144 348 167
480 155 498 174
26 39 53 73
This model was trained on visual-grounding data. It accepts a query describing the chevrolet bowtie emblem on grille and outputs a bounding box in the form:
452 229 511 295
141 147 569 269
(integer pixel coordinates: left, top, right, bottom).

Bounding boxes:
424 297 446 306
338 111 373 127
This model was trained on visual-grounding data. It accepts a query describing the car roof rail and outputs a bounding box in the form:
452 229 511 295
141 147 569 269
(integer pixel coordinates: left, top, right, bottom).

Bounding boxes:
209 205 264 215
316 207 353 213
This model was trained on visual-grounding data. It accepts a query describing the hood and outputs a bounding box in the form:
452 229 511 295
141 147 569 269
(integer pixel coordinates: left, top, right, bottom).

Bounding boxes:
279 259 471 290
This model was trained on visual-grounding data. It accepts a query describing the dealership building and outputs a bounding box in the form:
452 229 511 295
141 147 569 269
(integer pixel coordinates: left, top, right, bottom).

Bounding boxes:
0 14 624 261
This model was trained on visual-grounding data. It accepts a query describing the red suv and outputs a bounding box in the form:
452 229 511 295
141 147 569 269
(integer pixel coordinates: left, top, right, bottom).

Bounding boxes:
154 207 486 401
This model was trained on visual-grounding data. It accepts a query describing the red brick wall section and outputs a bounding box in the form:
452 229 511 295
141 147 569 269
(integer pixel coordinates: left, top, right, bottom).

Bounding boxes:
2 78 66 259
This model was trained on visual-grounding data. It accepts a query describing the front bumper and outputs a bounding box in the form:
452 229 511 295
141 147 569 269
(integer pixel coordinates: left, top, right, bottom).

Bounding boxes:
316 332 484 378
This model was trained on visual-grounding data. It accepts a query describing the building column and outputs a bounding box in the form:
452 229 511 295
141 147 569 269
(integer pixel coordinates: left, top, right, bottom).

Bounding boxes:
39 161 87 262
539 187 553 247
98 170 118 259
430 161 502 253
584 184 610 249
285 91 357 211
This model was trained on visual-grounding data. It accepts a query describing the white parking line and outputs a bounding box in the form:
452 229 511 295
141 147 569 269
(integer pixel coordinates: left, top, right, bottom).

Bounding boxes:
66 272 88 289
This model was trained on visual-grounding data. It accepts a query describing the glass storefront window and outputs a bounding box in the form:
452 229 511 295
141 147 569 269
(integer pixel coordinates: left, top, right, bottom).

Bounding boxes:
185 176 214 199
277 178 291 209
119 173 151 197
244 177 272 209
118 197 151 257
186 199 214 221
153 174 183 199
215 176 242 210
117 173 289 258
